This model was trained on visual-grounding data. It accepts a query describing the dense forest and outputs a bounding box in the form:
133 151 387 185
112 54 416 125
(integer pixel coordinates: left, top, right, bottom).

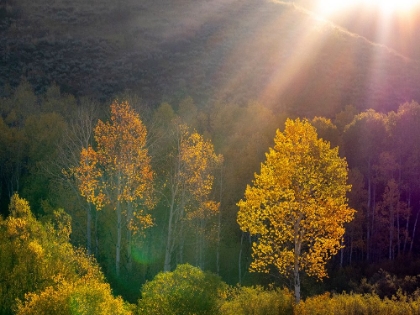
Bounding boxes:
2 0 420 314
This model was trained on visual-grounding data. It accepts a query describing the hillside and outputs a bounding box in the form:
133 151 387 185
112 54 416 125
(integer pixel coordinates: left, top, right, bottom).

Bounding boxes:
1 0 419 116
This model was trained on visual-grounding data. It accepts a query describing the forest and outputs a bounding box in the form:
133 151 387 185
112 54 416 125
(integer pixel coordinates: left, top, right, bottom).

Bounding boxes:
2 0 420 314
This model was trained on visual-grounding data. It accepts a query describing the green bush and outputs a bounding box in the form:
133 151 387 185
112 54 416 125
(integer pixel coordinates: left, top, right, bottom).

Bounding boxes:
137 264 226 315
16 279 132 315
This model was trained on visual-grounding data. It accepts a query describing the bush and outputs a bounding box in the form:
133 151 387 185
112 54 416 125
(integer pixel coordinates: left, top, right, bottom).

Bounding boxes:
137 264 226 315
16 279 132 315
220 285 294 315
294 291 420 315
353 269 420 299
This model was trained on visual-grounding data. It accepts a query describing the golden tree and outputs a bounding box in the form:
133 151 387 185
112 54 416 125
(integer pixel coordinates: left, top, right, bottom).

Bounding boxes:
74 100 154 277
237 118 354 303
160 123 222 271
0 194 113 314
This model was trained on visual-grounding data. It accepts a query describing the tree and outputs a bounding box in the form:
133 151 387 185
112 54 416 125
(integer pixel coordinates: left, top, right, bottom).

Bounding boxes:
237 118 354 303
311 116 341 150
158 123 222 271
56 100 99 255
343 110 386 261
73 100 154 277
0 193 107 315
390 102 420 255
22 112 67 212
345 168 367 265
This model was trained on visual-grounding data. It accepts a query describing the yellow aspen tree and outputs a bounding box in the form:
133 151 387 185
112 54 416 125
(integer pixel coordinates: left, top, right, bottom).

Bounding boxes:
162 124 222 271
73 100 154 277
180 131 223 268
237 118 354 303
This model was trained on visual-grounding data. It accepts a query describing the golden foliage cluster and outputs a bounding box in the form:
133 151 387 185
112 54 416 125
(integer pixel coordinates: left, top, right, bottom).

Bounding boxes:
73 100 154 230
179 126 223 220
0 193 131 314
237 118 355 280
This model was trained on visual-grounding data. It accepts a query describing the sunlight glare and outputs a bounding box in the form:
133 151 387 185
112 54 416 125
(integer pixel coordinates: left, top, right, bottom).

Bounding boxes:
316 0 419 16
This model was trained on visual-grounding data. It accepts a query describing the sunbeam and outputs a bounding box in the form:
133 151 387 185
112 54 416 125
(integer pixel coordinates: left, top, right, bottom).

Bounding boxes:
315 0 420 16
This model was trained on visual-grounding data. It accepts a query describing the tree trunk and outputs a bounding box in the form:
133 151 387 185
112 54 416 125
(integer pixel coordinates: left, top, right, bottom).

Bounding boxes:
238 232 244 285
366 164 371 261
178 192 185 265
389 203 394 260
397 203 401 258
216 165 223 275
87 203 92 255
294 220 301 304
294 264 301 304
403 190 411 254
199 217 205 269
216 204 222 274
164 197 176 272
116 201 122 277
410 209 419 254
126 202 133 273
95 207 99 257
178 216 185 264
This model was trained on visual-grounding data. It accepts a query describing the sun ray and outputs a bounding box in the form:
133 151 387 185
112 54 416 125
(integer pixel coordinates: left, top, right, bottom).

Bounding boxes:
315 0 420 16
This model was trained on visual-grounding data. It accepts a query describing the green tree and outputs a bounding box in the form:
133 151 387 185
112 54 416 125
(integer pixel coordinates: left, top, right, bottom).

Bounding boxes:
22 112 67 212
237 118 354 303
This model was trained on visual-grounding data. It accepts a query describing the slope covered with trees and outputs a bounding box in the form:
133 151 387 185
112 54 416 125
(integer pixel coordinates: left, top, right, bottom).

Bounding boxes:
1 0 419 115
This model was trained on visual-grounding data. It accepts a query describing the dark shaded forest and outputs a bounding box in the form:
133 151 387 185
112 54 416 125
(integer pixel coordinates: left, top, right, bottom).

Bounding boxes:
2 0 420 314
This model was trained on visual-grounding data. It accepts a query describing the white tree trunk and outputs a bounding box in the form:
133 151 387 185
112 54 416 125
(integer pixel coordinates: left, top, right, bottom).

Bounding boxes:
164 197 176 272
116 201 122 277
87 203 92 255
238 232 244 285
126 202 133 273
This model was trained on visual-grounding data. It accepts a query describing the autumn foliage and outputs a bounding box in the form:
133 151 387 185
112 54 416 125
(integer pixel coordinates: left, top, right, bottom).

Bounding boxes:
0 194 131 315
75 100 154 214
237 118 355 302
73 100 154 276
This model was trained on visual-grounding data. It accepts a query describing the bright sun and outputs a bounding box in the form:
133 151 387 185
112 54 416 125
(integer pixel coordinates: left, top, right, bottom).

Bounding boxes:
315 0 420 16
